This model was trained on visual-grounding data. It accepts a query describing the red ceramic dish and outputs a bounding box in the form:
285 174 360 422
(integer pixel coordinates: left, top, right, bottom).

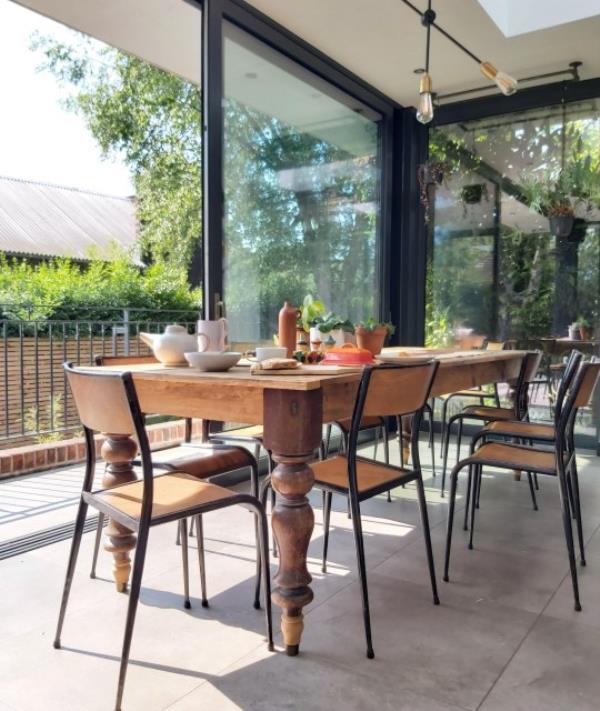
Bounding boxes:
322 343 375 366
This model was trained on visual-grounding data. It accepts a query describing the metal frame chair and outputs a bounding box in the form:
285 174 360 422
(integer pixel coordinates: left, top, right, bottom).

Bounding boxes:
443 359 600 612
441 351 543 495
310 360 441 659
54 364 273 711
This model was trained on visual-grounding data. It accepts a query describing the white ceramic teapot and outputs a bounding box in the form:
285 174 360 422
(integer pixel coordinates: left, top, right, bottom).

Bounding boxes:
139 324 197 366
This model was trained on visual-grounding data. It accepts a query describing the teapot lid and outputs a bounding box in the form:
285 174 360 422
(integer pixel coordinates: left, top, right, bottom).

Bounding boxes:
164 324 187 333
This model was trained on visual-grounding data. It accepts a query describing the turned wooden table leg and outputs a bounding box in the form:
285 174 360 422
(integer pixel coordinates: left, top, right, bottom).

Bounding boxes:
263 389 323 656
100 434 138 592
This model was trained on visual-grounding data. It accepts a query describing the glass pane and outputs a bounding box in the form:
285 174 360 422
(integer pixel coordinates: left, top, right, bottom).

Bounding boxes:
427 98 600 446
223 22 382 345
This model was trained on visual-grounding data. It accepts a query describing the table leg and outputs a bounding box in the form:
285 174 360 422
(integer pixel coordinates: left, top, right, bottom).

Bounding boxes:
263 389 323 656
100 434 138 592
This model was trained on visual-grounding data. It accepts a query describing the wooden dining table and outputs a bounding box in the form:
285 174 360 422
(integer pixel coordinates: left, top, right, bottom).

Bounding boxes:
92 347 526 656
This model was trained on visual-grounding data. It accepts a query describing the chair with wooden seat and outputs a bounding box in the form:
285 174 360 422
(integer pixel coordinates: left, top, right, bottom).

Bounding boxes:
437 340 507 457
54 364 273 711
441 350 542 495
462 350 582 518
311 360 441 659
90 354 259 604
443 359 600 612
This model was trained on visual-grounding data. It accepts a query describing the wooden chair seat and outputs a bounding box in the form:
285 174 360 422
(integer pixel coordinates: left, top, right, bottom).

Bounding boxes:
312 455 407 495
153 445 255 479
334 415 384 434
89 472 235 524
483 420 555 440
210 424 264 442
460 405 514 420
438 388 494 399
469 442 557 474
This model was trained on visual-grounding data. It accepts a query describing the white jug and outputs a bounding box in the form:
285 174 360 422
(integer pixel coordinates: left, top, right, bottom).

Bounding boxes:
197 318 228 352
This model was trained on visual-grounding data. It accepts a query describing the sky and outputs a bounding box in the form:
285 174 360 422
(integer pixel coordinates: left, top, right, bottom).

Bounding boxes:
0 1 134 196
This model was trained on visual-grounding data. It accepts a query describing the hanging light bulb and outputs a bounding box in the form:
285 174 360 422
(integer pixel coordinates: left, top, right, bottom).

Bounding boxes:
480 61 518 96
416 73 434 124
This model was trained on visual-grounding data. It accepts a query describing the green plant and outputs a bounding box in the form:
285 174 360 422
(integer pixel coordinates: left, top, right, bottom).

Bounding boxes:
299 295 326 333
24 393 65 444
520 174 575 217
355 317 395 335
311 312 354 334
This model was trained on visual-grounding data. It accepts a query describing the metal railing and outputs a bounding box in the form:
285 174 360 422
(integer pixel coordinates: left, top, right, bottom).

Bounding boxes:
0 306 198 446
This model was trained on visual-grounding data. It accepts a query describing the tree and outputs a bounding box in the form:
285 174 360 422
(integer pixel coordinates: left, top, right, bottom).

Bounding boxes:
32 31 201 274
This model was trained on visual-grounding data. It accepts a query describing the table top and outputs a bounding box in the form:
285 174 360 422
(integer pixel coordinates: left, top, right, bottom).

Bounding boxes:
91 348 526 392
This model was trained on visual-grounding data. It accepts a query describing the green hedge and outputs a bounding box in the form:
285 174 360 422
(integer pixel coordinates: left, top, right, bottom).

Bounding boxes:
0 255 201 322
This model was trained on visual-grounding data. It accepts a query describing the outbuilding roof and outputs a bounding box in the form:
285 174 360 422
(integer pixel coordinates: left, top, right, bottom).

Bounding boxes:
0 176 137 261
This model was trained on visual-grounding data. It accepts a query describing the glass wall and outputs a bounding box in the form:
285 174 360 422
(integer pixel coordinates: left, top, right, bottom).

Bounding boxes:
223 22 382 343
427 98 600 443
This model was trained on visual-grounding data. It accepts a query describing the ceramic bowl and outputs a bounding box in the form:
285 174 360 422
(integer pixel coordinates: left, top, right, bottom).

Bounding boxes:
184 351 241 372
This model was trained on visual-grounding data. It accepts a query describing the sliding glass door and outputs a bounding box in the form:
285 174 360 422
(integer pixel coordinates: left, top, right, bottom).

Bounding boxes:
222 22 383 344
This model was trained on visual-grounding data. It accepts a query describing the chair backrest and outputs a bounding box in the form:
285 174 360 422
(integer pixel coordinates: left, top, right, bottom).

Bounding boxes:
553 349 582 423
347 360 438 477
64 363 153 514
558 359 600 453
94 354 158 366
514 350 543 418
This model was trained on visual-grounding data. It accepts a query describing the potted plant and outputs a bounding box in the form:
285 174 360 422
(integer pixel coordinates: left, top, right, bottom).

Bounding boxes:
355 318 396 356
577 316 592 341
461 183 487 205
311 312 354 346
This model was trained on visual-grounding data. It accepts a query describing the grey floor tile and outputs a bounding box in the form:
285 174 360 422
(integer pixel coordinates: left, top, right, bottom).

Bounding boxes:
480 616 600 711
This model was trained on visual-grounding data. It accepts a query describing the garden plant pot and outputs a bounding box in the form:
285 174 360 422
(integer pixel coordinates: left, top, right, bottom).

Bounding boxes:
461 183 486 205
356 326 387 356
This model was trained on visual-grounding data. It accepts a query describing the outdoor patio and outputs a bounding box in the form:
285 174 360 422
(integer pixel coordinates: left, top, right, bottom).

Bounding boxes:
2 440 600 711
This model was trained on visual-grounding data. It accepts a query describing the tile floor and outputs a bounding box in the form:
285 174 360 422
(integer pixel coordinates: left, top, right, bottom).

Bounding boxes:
1 439 600 711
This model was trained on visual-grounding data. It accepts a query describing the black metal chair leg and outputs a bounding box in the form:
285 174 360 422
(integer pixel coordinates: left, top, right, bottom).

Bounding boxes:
456 417 463 465
440 397 449 457
324 423 333 458
349 495 374 659
396 416 405 468
254 505 274 651
90 512 104 579
463 464 473 531
557 472 582 611
569 467 586 566
427 406 436 478
382 423 391 501
175 519 181 546
114 525 150 711
468 465 481 549
54 499 89 648
415 475 440 605
443 464 461 582
441 415 459 497
534 472 539 490
195 514 208 607
527 472 539 511
566 471 577 520
322 491 332 573
180 518 191 609
189 516 195 538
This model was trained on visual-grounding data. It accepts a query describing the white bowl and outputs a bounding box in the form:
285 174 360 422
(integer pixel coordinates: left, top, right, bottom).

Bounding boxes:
184 351 241 372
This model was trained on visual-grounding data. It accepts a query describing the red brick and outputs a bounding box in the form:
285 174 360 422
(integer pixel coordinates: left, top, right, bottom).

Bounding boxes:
67 445 77 461
12 454 23 471
0 456 11 475
24 452 35 470
57 447 66 463
47 448 56 464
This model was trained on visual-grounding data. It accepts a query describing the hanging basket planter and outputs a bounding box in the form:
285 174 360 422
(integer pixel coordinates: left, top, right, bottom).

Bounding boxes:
417 161 448 224
461 183 487 205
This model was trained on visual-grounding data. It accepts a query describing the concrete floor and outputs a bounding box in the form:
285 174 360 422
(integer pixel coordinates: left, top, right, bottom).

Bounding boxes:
1 440 600 711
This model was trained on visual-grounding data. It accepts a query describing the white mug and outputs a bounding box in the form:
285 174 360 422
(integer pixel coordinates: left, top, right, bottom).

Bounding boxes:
256 346 287 362
197 318 228 352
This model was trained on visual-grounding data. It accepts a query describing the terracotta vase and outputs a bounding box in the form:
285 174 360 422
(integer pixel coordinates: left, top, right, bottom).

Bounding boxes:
579 325 591 342
278 301 298 357
356 326 387 356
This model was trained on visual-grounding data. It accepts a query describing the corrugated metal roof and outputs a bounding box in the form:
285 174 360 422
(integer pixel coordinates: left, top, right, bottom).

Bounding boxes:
0 176 137 260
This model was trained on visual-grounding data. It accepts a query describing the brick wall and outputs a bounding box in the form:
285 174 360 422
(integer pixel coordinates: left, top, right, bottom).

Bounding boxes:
0 418 204 479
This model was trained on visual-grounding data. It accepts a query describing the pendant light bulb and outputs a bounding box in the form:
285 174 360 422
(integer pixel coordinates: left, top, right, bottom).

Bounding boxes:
480 62 518 96
416 73 434 124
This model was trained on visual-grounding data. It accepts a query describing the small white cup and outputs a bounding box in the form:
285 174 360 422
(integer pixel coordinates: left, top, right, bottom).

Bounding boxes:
255 346 287 362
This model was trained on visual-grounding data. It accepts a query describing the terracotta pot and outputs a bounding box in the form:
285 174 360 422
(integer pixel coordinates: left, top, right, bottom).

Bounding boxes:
356 326 387 356
579 325 591 341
